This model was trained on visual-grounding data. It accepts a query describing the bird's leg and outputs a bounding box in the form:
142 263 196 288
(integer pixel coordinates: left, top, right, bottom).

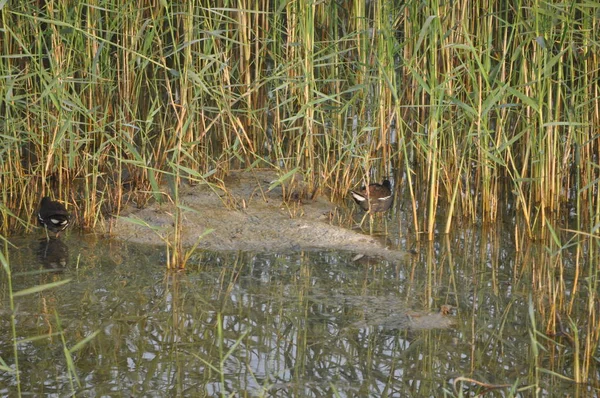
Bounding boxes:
383 214 388 236
358 212 369 230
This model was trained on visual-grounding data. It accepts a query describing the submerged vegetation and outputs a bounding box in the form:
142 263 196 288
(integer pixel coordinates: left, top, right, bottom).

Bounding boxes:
0 0 599 395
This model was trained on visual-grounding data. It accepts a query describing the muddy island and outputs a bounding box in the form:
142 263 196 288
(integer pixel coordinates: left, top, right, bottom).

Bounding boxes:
106 169 407 262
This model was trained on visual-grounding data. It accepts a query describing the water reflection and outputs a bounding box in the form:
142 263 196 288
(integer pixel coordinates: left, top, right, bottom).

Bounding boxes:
36 238 69 270
0 233 596 396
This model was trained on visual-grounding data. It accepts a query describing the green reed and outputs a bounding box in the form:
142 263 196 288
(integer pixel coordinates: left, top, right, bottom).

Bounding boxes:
0 1 598 246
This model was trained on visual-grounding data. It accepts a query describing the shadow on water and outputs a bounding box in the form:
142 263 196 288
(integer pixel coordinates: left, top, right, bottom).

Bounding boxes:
0 227 597 396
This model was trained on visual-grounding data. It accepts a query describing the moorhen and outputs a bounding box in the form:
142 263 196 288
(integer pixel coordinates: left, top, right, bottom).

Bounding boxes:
350 180 394 213
38 196 70 239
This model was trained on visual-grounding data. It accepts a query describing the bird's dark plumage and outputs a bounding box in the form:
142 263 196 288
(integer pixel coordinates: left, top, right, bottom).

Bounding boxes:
38 197 70 237
350 180 393 213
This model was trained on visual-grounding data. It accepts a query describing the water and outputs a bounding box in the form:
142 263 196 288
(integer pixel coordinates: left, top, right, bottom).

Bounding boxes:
0 228 596 396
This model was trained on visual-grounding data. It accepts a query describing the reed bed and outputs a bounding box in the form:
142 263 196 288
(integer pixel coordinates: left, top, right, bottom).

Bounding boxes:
0 0 596 240
1 0 598 322
1 2 599 394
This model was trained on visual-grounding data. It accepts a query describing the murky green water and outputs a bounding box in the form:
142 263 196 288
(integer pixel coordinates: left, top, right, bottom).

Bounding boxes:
0 228 596 396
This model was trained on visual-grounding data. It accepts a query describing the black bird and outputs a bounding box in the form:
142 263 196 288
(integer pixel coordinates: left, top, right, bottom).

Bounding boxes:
38 196 70 239
350 180 394 213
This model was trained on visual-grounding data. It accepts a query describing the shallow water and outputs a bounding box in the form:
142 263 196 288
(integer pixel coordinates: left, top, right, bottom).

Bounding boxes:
0 226 597 396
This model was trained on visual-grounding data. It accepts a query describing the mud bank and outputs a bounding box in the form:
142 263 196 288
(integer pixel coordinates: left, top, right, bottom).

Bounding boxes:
106 169 407 261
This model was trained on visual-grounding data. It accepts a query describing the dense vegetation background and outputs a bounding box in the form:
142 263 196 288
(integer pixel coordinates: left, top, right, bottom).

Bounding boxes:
1 2 599 394
1 1 598 239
